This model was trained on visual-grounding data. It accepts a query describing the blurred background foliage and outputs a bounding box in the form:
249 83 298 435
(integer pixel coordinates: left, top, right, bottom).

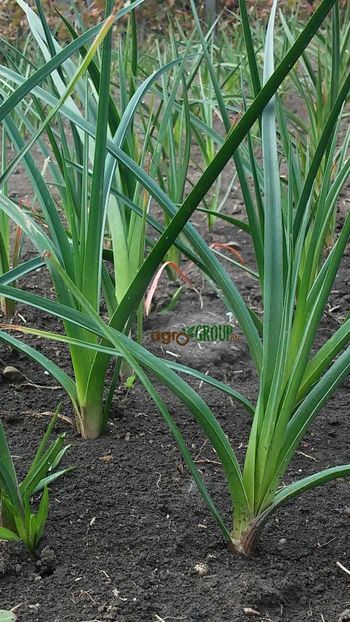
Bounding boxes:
0 0 334 42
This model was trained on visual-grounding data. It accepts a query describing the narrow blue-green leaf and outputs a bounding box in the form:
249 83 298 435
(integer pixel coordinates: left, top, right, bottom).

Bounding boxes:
261 0 283 397
0 22 105 123
273 465 350 507
0 257 44 285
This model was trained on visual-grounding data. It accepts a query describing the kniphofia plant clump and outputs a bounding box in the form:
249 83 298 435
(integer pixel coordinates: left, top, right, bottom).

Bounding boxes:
0 0 349 555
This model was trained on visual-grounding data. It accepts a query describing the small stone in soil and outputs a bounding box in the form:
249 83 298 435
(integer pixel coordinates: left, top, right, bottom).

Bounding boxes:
193 562 208 576
2 365 24 382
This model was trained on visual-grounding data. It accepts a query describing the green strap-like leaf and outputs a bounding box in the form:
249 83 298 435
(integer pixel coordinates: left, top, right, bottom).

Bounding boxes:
0 257 44 284
0 330 78 411
0 529 20 543
20 436 66 497
293 69 350 240
0 22 106 123
0 279 250 517
0 610 17 622
272 345 350 499
273 464 350 507
82 0 114 310
32 468 75 495
154 360 255 415
0 420 23 514
261 0 283 398
33 486 49 547
298 317 350 400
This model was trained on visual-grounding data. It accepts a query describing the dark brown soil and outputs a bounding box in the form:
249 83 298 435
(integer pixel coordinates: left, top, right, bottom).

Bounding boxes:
0 200 350 622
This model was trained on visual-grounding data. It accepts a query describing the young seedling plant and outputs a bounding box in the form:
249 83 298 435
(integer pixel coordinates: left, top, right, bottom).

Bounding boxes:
0 407 72 553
